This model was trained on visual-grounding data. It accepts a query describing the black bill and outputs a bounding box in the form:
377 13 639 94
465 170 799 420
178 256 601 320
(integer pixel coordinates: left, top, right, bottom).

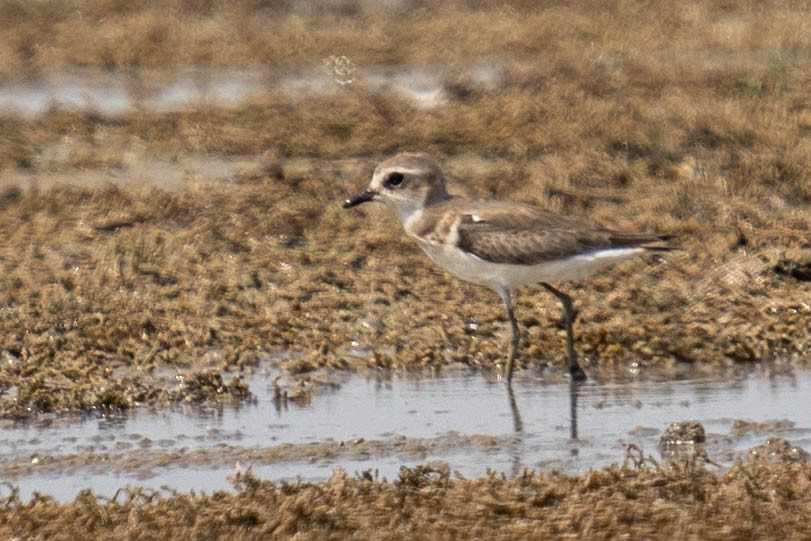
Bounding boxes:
343 190 377 208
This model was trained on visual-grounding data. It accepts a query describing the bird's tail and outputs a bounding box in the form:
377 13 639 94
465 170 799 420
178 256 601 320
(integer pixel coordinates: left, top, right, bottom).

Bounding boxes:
609 232 677 252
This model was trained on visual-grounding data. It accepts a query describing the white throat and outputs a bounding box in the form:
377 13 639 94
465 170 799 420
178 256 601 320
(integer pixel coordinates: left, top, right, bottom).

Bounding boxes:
385 197 426 226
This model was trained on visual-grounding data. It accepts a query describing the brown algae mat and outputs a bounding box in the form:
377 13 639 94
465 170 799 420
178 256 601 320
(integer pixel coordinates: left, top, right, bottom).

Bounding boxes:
0 153 807 418
1 0 811 537
1 458 811 540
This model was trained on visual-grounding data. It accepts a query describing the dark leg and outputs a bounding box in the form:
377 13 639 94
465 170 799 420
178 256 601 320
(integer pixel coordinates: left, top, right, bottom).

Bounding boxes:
497 287 520 383
540 283 587 382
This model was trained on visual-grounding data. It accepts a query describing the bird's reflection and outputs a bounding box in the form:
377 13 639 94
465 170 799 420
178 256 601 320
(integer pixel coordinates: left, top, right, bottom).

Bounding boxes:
569 381 581 457
506 383 524 477
506 383 523 433
506 379 582 475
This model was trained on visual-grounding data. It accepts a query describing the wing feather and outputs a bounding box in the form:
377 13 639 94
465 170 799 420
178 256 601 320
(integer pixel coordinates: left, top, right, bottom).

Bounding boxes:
455 201 669 265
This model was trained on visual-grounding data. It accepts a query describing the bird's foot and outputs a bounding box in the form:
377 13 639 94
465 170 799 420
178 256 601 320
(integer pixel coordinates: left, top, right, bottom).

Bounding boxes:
570 364 587 383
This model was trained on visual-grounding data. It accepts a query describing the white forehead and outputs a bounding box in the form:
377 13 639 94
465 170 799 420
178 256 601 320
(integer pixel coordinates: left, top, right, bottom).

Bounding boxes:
375 152 440 173
374 164 429 178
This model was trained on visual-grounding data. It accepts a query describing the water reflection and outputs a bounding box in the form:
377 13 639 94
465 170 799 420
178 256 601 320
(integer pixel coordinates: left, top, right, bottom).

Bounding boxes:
507 384 523 434
570 382 581 455
506 384 523 476
507 379 582 476
0 65 500 115
1 366 810 502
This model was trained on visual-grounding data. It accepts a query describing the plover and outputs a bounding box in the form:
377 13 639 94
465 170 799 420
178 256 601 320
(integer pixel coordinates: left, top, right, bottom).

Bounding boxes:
344 152 672 382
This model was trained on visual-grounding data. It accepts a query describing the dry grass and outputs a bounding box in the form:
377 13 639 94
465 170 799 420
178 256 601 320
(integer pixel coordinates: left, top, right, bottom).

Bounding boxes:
0 0 808 393
0 0 809 413
0 152 807 418
1 457 810 540
1 0 810 76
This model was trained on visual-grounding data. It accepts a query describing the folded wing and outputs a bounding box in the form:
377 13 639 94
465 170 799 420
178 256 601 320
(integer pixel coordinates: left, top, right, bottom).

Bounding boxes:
455 201 672 265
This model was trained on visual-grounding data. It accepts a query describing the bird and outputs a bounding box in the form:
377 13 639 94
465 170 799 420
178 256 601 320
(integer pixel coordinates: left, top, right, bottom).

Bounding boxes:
343 151 673 383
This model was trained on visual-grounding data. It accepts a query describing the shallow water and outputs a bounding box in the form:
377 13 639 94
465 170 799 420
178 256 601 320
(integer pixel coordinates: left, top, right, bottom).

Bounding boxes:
0 69 266 115
0 65 483 115
1 365 810 502
0 52 782 116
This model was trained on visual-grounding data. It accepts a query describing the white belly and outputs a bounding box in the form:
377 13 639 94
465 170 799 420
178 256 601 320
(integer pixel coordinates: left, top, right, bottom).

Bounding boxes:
415 240 642 291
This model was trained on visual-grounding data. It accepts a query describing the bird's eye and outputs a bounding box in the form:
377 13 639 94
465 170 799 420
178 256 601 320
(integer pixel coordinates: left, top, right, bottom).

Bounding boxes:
385 172 405 187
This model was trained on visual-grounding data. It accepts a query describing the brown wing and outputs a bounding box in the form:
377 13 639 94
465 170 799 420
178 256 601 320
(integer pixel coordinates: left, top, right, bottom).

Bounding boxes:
455 201 670 265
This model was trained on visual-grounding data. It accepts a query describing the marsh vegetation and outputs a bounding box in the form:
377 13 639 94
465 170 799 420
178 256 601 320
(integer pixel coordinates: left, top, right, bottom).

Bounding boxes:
0 0 810 538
